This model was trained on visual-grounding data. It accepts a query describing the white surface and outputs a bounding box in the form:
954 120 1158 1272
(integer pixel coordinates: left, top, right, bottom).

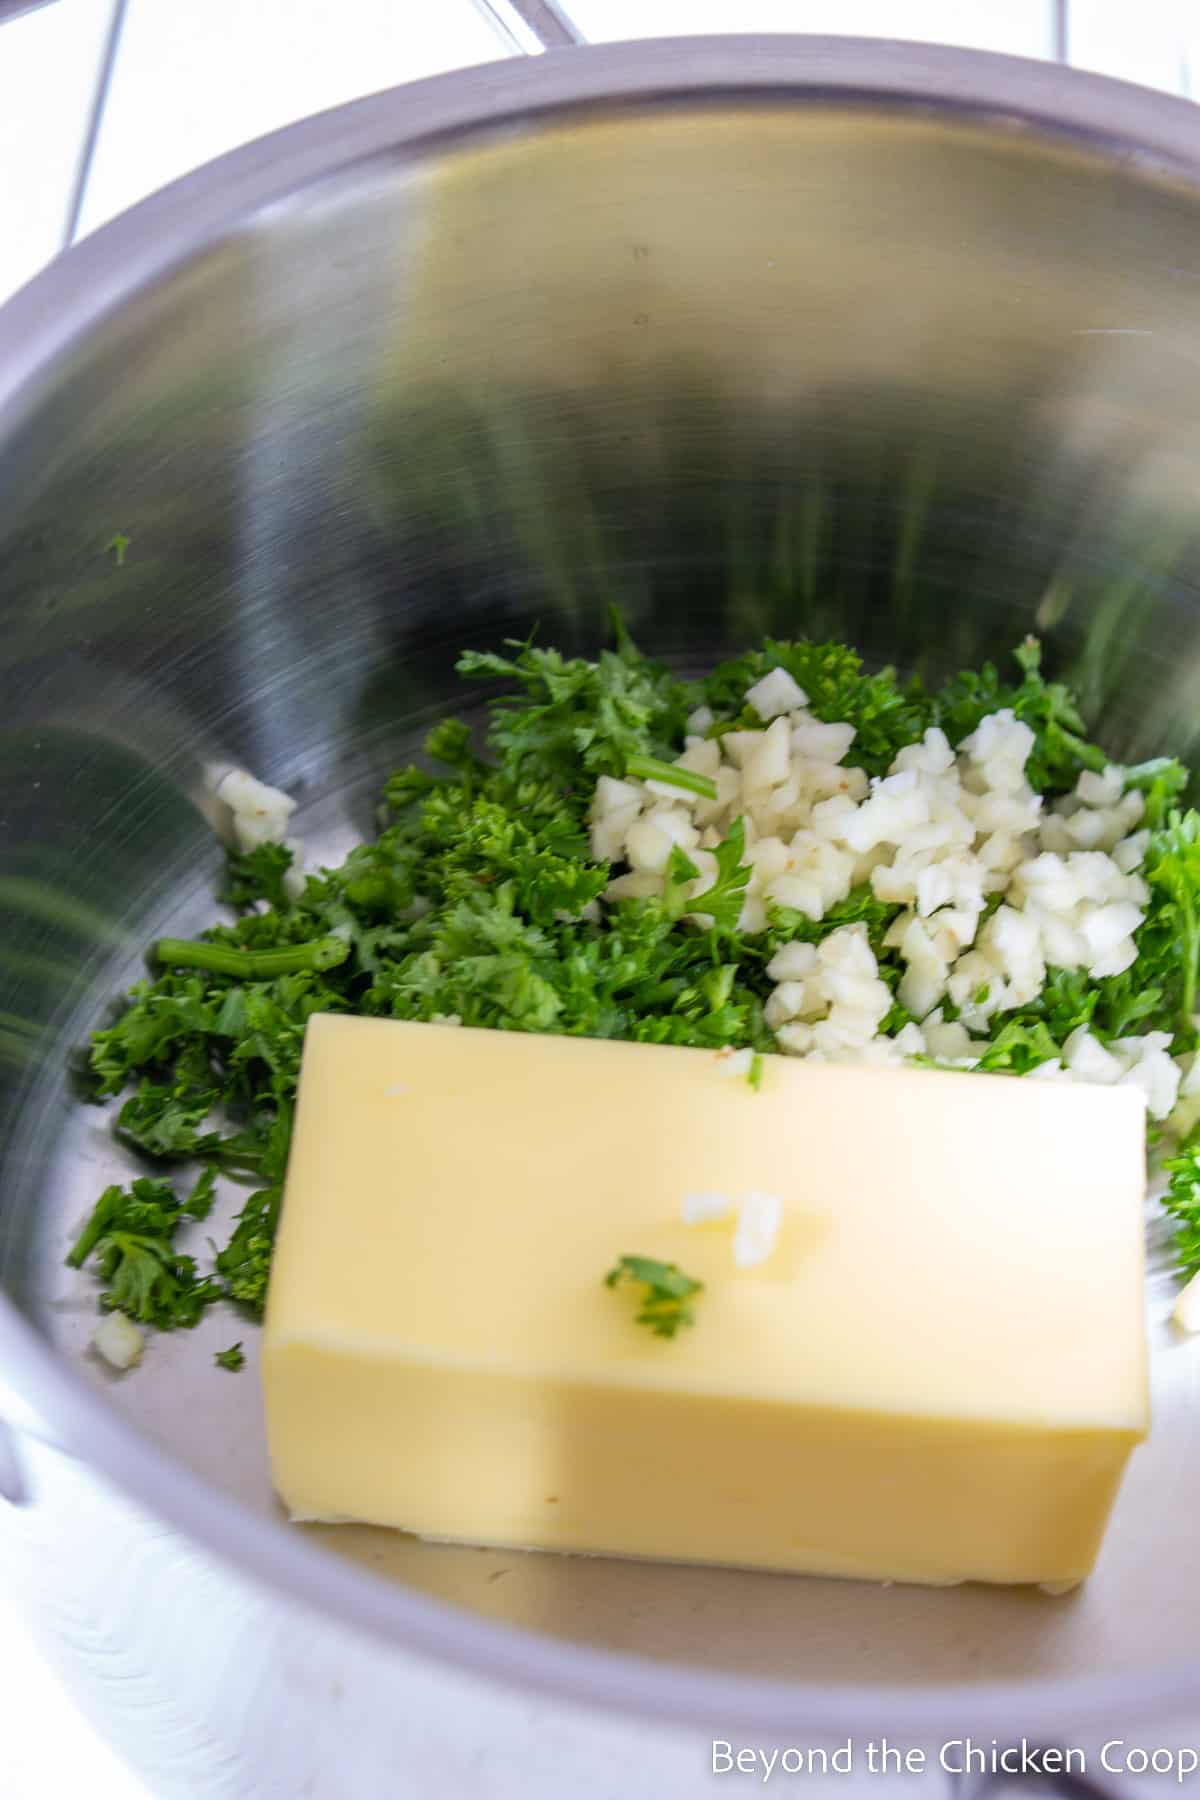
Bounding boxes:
0 0 116 303
0 1576 152 1800
76 0 514 233
1068 0 1190 93
1068 0 1190 95
561 0 1055 57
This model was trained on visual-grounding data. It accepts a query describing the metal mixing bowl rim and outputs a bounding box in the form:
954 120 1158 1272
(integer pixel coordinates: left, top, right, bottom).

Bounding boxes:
2 34 1198 1739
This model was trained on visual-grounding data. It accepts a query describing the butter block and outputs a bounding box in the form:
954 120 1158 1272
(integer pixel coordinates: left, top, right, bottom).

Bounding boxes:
262 1015 1149 1587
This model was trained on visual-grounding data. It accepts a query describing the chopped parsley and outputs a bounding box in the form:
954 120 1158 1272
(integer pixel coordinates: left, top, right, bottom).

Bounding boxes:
605 1255 704 1339
66 1173 221 1329
1145 810 1200 1036
664 817 752 933
215 1343 245 1372
66 619 1200 1355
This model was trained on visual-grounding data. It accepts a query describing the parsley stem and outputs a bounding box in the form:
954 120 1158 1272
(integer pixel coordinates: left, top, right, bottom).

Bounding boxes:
66 1212 107 1269
625 754 717 801
1183 898 1198 1035
1057 729 1107 774
154 936 351 978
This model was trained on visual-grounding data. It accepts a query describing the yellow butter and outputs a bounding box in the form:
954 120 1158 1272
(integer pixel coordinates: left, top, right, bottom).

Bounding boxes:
262 1015 1149 1587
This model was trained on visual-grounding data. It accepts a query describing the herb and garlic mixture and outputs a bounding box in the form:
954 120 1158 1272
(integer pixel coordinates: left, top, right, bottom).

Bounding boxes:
69 626 1200 1359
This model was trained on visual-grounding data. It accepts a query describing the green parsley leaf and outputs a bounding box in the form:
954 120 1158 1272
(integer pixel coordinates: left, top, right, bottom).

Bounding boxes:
973 1019 1061 1075
215 1343 245 1371
215 1185 282 1315
1123 758 1189 829
222 843 295 911
604 1255 703 1339
66 1177 223 1329
933 636 1106 793
185 1166 218 1219
424 715 485 775
88 976 217 1097
1163 1134 1200 1277
457 634 690 787
114 1077 219 1160
703 639 930 776
669 817 751 932
1145 809 1200 1039
765 884 899 957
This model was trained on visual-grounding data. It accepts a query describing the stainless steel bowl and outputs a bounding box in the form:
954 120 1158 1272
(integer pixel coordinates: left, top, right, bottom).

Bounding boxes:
4 36 1200 1767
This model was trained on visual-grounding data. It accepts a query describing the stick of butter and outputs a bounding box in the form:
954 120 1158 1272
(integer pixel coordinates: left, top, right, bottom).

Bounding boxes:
262 1014 1149 1587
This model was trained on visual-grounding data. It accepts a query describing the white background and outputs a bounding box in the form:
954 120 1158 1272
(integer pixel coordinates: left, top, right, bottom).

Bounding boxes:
1 2 1196 1793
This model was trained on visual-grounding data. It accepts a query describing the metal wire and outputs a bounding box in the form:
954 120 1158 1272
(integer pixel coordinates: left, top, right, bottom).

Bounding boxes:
475 0 585 53
60 0 129 247
1053 0 1069 63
